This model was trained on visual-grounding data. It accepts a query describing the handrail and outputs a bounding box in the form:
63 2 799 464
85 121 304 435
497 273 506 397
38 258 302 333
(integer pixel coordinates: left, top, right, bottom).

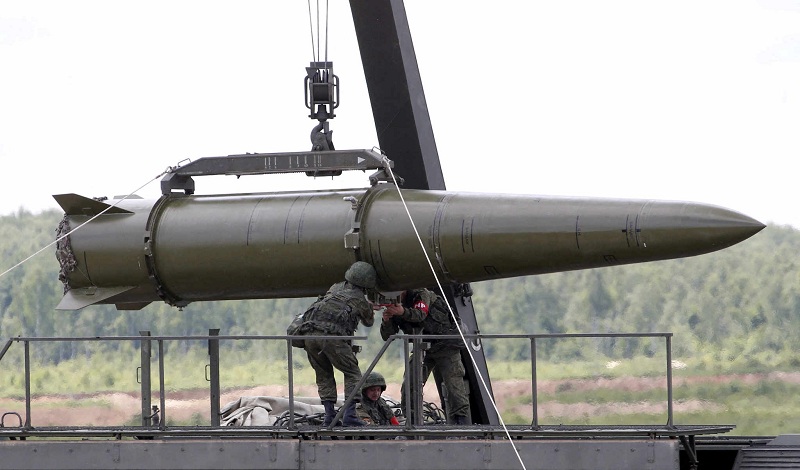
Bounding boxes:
0 331 675 431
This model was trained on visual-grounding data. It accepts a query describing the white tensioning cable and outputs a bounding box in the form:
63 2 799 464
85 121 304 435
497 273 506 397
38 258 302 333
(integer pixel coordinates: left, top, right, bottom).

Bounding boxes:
381 155 528 470
1 168 170 279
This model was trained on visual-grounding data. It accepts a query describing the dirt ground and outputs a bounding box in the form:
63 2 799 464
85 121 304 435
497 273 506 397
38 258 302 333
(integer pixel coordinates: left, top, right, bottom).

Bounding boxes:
3 371 797 427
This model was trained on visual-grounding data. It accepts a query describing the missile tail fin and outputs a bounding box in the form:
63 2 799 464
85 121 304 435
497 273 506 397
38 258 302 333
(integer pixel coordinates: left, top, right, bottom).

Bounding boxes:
56 286 137 310
53 193 134 216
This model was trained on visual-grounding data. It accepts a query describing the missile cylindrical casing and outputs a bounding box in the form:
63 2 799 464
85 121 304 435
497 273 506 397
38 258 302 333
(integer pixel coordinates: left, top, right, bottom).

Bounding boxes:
57 186 764 308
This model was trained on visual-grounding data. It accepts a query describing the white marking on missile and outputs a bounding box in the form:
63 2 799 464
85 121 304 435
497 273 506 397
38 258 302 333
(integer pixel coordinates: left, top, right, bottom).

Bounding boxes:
357 157 365 165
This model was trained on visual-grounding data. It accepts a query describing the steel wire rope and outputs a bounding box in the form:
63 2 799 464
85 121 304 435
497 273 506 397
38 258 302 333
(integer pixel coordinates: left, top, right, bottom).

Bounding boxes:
381 155 528 470
307 0 317 61
324 0 330 65
0 167 174 280
307 0 331 63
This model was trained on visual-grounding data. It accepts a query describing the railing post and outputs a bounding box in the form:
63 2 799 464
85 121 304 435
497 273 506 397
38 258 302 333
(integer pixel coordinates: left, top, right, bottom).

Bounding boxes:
158 339 166 430
139 331 152 426
24 340 31 428
666 334 674 427
287 338 296 430
402 336 413 430
531 337 538 429
208 329 221 426
412 335 427 426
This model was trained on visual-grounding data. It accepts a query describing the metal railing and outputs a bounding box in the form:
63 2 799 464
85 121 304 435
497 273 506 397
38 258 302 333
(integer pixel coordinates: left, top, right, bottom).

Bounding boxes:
0 331 677 431
385 332 676 428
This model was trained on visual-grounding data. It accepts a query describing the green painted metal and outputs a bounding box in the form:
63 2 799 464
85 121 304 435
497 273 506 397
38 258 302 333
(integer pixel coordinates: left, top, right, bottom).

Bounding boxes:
54 185 763 311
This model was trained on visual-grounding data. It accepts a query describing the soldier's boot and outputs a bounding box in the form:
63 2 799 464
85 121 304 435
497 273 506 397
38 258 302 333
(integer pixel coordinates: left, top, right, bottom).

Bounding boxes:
322 400 337 427
342 401 365 426
447 415 471 440
453 415 470 426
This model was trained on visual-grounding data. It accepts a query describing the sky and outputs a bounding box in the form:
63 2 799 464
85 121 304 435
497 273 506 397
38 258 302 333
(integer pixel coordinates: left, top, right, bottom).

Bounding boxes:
2 1 800 229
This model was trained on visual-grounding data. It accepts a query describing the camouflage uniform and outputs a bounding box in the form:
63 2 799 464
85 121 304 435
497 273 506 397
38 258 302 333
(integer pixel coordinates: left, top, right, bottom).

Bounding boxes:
302 281 374 402
356 372 399 426
356 396 396 425
380 288 470 423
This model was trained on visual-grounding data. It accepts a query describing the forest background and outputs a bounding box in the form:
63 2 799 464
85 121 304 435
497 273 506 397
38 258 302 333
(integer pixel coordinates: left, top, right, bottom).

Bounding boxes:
1 209 799 435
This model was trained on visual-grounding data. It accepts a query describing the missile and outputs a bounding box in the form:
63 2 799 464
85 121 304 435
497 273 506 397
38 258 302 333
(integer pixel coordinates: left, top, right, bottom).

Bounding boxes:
53 186 765 310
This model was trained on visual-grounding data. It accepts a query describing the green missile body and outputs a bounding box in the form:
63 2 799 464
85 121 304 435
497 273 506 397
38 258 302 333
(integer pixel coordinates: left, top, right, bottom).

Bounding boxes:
54 185 764 310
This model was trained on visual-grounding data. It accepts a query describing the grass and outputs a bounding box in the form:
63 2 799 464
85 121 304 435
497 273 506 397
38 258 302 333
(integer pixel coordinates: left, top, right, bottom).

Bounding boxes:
492 370 800 435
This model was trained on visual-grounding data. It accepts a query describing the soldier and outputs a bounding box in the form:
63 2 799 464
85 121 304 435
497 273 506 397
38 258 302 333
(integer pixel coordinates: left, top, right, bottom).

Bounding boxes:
356 372 400 426
380 288 471 425
300 261 377 427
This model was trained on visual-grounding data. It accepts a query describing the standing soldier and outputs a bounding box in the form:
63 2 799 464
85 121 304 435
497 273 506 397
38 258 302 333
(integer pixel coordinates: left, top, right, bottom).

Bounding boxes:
300 261 377 427
380 288 471 425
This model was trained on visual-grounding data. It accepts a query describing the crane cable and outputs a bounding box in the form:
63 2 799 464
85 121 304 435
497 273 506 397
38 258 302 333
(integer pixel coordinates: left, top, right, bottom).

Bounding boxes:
381 155 528 470
307 0 331 63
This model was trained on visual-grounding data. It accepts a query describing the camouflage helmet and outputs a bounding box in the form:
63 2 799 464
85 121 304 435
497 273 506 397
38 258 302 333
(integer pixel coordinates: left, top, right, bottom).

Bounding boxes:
345 261 377 289
362 372 387 392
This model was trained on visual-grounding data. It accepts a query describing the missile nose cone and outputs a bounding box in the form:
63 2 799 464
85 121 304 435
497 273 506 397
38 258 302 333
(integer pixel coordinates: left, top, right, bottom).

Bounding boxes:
700 204 765 233
690 202 766 248
642 201 765 256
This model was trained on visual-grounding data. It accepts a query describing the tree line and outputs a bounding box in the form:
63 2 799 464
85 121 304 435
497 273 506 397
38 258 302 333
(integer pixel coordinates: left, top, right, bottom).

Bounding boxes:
1 209 797 368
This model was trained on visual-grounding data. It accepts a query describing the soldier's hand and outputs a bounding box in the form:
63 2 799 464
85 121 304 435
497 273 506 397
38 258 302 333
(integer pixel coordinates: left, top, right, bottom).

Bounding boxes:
385 304 404 317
